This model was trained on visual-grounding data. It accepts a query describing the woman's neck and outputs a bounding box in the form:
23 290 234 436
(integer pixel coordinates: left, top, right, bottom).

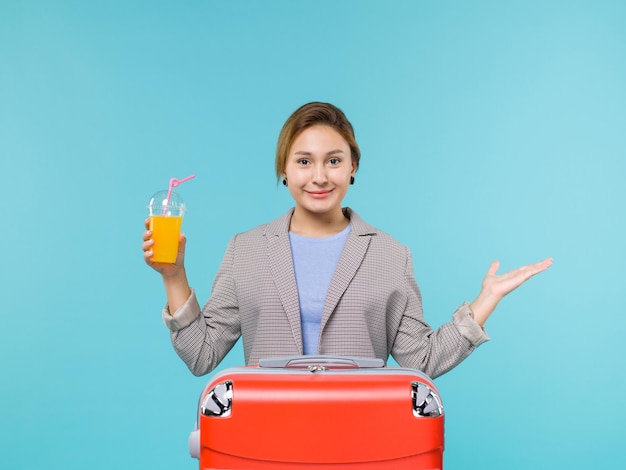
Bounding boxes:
289 207 349 238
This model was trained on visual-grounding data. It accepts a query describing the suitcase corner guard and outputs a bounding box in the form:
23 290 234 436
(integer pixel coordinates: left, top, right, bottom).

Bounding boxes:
412 380 444 417
201 380 233 417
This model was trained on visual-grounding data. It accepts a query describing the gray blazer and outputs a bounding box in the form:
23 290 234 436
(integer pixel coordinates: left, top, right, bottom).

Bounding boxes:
163 208 488 378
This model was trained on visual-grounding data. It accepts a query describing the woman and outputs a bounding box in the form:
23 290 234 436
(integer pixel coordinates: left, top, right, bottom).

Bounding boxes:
142 102 552 378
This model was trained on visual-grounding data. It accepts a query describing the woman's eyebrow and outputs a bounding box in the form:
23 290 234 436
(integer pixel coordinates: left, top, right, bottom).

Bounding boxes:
293 149 345 156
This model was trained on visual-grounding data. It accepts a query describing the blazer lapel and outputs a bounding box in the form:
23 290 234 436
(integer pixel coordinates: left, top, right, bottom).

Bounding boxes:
320 208 375 333
265 209 303 354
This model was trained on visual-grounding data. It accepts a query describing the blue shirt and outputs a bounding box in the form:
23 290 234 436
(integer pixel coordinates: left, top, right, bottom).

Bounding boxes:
289 224 351 355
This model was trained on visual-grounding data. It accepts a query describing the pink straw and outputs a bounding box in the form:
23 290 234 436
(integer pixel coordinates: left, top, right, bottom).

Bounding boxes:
163 174 196 215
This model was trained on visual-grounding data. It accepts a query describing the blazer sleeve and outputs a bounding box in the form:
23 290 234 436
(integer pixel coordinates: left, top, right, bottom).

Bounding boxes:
162 237 242 376
391 247 489 378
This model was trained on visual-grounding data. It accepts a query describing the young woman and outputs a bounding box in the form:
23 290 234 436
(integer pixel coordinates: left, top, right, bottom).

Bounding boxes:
142 102 552 378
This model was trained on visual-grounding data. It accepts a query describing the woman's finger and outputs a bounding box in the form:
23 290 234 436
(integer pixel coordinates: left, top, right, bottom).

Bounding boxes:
144 249 153 259
517 258 553 280
487 260 500 276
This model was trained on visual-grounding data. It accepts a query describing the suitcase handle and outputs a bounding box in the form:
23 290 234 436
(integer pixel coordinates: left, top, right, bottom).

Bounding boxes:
258 355 385 369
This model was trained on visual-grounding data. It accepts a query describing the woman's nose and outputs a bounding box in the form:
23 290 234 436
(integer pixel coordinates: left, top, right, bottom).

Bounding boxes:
312 164 328 184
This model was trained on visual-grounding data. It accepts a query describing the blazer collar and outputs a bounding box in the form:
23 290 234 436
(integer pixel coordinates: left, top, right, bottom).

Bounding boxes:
320 208 375 333
264 208 301 353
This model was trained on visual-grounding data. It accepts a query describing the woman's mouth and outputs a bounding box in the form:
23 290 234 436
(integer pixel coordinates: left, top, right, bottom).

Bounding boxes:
307 190 332 199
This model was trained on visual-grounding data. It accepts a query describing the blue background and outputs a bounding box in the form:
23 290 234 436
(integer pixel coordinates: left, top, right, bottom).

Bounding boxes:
1 1 624 468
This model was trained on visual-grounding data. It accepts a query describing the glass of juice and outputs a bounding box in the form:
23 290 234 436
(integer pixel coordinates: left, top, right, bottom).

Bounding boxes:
147 190 186 263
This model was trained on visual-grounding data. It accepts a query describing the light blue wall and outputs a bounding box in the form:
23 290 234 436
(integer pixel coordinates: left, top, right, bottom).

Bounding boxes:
1 1 624 468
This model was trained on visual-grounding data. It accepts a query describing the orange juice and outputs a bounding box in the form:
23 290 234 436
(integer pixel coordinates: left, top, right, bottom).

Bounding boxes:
149 215 183 263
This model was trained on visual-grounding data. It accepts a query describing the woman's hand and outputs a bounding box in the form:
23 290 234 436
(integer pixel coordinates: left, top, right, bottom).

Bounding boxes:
470 258 553 326
142 219 192 313
142 218 187 277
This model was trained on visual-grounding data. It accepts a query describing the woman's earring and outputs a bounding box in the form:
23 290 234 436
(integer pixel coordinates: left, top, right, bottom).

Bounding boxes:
350 176 355 185
282 178 288 187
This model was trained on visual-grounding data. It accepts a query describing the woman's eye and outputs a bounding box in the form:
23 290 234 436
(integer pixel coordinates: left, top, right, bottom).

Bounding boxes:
328 158 341 165
297 159 310 166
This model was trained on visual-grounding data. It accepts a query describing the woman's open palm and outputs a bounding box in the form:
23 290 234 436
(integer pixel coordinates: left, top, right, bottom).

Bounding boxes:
481 258 553 300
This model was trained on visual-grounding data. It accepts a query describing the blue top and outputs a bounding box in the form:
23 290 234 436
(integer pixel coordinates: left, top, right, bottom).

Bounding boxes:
289 224 351 354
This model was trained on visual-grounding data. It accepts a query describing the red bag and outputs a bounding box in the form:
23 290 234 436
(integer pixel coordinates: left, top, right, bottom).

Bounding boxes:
189 356 444 469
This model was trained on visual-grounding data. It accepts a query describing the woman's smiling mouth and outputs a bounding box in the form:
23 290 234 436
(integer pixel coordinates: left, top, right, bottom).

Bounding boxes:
306 189 333 199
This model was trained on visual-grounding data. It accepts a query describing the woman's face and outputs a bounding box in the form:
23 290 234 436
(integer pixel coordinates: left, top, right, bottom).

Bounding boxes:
283 125 356 218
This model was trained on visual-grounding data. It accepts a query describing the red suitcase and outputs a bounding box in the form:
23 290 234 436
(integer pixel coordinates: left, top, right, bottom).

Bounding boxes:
188 356 445 469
